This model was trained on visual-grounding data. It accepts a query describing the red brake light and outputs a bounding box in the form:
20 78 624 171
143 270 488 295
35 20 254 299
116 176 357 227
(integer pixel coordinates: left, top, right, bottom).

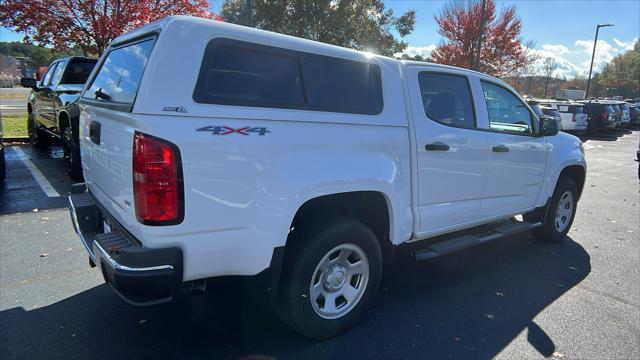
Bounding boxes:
601 112 608 120
133 132 183 225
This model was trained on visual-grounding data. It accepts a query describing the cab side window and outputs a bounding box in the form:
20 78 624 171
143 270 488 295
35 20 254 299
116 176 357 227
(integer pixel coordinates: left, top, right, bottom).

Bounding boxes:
481 81 536 134
418 73 476 129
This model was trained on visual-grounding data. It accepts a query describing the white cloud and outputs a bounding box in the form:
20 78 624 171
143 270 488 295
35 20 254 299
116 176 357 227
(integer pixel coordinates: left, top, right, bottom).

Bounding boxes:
613 38 638 51
574 39 621 75
540 44 570 55
526 38 637 79
527 44 582 79
397 45 436 59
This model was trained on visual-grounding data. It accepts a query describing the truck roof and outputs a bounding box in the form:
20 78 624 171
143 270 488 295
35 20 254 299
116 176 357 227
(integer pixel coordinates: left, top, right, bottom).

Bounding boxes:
110 15 511 88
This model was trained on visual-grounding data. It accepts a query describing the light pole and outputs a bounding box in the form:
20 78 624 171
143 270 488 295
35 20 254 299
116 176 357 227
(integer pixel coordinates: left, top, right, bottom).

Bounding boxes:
585 23 614 99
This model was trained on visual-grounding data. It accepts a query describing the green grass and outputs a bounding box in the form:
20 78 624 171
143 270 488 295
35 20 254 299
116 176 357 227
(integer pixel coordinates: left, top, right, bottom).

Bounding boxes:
1 114 28 138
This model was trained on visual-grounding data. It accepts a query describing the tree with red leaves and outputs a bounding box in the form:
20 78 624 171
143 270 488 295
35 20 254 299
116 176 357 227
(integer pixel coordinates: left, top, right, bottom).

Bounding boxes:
431 0 536 77
0 0 219 56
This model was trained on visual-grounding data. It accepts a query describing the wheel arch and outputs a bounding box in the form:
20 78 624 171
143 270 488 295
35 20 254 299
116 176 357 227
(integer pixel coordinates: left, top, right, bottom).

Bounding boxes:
558 165 586 200
286 191 395 264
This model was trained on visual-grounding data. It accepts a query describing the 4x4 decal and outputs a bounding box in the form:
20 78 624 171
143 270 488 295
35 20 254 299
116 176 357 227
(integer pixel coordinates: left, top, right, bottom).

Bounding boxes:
197 126 270 136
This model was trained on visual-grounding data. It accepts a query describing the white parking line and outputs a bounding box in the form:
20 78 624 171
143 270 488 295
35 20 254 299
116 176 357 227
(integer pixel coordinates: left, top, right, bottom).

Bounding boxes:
11 146 61 198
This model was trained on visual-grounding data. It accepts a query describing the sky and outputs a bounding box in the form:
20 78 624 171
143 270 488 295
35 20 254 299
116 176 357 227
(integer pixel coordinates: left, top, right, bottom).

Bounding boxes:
1 0 639 78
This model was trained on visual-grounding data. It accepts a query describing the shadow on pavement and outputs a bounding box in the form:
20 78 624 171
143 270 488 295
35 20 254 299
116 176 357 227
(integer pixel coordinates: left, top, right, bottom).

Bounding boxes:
0 144 72 215
0 234 590 359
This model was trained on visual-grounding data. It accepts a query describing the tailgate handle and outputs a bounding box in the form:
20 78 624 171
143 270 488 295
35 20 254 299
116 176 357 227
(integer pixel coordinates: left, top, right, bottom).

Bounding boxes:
89 121 101 145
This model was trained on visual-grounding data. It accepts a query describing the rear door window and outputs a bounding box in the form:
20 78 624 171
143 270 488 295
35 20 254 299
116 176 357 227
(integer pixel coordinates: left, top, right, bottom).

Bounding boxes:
571 106 584 114
84 38 155 107
418 73 476 129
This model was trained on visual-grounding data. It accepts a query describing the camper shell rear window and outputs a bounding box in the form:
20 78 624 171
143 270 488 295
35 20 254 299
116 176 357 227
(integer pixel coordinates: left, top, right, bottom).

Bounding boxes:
193 38 383 115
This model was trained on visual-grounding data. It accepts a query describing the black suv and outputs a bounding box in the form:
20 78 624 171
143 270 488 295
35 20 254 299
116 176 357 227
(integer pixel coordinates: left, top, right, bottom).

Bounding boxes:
580 101 617 133
21 57 97 180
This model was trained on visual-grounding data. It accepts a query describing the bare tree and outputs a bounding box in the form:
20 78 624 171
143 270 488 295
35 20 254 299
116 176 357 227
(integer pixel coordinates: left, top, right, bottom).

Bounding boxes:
542 57 558 98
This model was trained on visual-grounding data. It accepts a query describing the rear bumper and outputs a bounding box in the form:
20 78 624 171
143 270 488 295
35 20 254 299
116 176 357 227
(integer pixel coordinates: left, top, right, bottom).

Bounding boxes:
68 184 183 306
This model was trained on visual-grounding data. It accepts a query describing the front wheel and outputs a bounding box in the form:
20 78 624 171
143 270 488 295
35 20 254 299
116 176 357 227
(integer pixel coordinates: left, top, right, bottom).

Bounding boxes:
28 113 49 149
531 177 578 243
278 219 382 339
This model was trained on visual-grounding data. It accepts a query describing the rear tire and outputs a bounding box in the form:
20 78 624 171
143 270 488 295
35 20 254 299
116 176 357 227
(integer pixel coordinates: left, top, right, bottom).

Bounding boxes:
28 113 49 149
278 218 382 339
63 126 83 181
531 177 578 243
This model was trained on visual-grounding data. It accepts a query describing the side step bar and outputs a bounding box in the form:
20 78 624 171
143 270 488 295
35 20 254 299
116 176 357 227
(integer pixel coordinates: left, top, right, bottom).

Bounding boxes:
412 219 542 261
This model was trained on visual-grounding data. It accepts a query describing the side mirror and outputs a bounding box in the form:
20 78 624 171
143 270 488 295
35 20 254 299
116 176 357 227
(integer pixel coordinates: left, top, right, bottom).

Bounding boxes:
20 77 38 90
539 115 559 136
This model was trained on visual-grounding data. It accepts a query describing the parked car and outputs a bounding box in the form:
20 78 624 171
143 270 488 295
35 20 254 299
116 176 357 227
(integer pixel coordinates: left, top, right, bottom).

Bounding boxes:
616 102 631 127
21 56 97 180
68 16 586 339
541 107 563 131
554 102 588 135
629 105 640 127
609 103 623 128
580 101 617 132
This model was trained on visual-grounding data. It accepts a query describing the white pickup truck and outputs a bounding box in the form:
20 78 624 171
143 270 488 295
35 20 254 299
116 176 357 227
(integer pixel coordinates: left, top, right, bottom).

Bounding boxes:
68 16 586 339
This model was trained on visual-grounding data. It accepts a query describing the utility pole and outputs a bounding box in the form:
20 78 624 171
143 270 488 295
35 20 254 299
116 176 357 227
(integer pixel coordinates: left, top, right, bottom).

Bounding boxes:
585 23 614 98
473 0 487 71
245 0 252 27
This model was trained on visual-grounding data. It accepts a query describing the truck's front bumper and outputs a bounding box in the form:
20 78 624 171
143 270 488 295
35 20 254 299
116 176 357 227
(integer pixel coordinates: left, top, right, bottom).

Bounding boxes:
68 184 183 306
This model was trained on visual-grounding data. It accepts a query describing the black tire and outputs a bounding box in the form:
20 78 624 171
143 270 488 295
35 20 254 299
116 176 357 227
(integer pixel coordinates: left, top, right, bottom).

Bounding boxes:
28 113 49 149
531 177 578 243
278 218 382 339
63 126 83 181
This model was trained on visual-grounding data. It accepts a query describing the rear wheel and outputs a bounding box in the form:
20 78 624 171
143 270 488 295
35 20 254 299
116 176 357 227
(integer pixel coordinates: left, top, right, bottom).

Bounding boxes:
531 177 578 243
28 113 49 149
63 126 83 181
278 219 382 339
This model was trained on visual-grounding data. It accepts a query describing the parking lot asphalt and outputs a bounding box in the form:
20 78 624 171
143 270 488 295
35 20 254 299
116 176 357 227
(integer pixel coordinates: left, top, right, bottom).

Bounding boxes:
1 131 639 360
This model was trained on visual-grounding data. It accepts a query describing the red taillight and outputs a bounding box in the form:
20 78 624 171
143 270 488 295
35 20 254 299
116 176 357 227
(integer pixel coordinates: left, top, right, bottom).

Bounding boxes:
572 113 576 122
600 112 608 120
133 132 183 225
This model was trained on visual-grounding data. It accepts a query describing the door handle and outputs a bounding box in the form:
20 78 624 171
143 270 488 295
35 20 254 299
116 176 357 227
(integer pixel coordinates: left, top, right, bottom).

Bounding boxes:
492 145 510 153
89 121 101 145
425 142 450 151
